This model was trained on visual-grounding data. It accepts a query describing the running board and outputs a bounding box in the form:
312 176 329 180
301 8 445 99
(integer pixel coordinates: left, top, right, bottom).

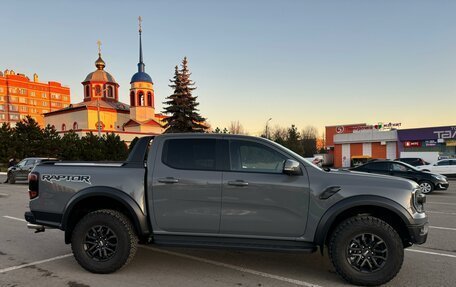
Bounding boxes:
153 235 316 253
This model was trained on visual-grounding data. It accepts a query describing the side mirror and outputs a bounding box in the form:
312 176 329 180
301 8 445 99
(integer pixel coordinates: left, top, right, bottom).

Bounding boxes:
283 159 302 175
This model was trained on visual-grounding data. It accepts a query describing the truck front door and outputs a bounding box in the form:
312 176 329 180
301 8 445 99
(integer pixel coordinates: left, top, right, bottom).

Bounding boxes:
151 138 222 234
220 139 309 238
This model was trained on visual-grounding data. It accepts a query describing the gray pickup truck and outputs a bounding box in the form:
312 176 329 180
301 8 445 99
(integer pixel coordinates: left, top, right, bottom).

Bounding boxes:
25 134 428 286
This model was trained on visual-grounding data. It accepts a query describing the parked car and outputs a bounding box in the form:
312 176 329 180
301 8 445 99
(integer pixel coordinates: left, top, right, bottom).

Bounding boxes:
6 157 57 184
416 159 456 176
350 160 449 194
395 157 429 166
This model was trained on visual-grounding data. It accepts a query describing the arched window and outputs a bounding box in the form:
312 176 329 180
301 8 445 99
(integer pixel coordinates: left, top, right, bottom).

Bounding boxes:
95 85 101 97
138 91 145 106
61 124 66 131
107 86 114 98
130 91 135 106
73 122 78 130
85 85 90 98
147 92 152 107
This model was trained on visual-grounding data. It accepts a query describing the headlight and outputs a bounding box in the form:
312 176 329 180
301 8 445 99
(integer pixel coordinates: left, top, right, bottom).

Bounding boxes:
432 174 446 181
412 188 425 213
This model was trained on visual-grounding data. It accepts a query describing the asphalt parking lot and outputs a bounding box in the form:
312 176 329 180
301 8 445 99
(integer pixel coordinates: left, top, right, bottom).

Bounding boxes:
1 176 455 287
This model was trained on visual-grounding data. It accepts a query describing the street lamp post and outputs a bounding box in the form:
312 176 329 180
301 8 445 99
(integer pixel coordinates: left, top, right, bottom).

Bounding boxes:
94 86 110 137
265 117 272 139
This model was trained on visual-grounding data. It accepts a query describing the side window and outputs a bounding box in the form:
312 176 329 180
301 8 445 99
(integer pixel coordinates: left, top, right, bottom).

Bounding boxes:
437 160 450 166
368 162 389 171
16 160 26 167
162 139 216 171
25 159 36 166
391 163 407 171
230 140 286 173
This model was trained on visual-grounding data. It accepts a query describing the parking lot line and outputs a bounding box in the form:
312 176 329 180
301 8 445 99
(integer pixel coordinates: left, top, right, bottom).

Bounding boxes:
0 254 73 273
426 202 456 206
140 246 323 287
0 192 9 197
429 226 456 231
3 215 26 222
427 211 456 216
407 249 456 259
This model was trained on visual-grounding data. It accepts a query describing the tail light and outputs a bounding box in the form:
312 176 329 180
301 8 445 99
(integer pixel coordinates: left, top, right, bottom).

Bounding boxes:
28 172 39 199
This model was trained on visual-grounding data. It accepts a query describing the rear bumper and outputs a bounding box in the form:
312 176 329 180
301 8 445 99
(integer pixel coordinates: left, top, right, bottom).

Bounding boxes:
24 211 36 224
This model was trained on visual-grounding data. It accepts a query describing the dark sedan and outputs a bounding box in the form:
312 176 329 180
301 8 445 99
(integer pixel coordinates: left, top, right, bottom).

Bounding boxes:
350 160 449 194
6 157 57 184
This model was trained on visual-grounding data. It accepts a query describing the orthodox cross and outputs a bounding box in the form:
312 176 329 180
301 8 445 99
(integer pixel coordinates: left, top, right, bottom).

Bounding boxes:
138 16 142 33
97 40 102 54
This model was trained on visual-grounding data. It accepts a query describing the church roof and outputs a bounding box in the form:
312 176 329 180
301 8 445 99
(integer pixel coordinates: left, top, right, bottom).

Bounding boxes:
130 71 152 84
123 118 163 127
83 51 118 84
84 69 117 83
130 21 153 84
73 99 129 111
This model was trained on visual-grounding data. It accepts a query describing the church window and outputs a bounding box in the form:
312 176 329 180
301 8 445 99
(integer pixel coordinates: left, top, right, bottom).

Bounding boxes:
147 92 152 107
107 86 114 98
95 85 101 97
62 124 66 131
73 122 78 130
85 86 90 98
138 91 145 106
130 91 135 106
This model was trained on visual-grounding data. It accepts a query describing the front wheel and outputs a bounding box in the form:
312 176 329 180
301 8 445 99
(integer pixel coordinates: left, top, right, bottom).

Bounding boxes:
419 180 434 194
71 209 138 273
329 216 404 286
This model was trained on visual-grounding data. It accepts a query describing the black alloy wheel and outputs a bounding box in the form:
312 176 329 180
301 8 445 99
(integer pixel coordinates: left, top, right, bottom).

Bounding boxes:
84 225 118 262
346 233 388 272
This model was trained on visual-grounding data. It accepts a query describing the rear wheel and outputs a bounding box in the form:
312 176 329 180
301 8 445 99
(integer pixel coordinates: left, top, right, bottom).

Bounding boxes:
329 216 404 286
71 209 138 273
419 180 434 194
8 174 16 184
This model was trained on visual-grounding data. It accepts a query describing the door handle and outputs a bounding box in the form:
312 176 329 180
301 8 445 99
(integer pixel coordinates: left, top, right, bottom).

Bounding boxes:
228 180 249 187
158 177 179 184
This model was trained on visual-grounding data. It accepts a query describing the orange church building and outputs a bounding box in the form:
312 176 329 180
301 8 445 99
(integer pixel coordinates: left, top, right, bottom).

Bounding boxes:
0 70 70 127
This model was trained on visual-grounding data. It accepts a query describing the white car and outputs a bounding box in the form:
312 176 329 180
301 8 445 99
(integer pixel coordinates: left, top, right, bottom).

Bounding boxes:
416 159 456 176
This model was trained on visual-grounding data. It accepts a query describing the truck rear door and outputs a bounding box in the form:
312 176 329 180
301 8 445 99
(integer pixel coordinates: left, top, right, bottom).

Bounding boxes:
151 138 222 234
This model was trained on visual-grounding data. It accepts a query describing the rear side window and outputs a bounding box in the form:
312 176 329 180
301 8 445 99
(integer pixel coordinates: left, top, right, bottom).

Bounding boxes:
367 162 389 171
229 140 286 173
162 139 216 171
437 160 450 166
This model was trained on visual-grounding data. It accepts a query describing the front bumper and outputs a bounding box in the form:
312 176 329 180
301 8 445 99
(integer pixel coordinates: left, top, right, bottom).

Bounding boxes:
434 180 449 190
407 218 428 245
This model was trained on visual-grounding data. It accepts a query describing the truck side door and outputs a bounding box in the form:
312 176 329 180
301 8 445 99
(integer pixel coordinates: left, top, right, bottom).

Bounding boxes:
220 139 310 237
151 138 222 234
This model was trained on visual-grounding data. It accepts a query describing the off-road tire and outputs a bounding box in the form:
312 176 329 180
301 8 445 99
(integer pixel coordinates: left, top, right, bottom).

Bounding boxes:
71 209 138 273
328 216 404 286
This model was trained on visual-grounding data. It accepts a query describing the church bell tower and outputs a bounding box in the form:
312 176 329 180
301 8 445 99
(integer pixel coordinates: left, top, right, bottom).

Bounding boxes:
129 16 155 122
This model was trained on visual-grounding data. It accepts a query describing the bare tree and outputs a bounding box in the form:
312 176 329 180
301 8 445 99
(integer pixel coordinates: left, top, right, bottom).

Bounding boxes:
301 126 318 157
229 121 247 135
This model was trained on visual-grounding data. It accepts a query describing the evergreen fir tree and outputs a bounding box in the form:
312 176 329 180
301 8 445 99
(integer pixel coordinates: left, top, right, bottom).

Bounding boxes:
162 57 207 133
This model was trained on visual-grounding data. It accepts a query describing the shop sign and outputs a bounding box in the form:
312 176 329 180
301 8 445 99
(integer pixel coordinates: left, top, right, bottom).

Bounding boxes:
404 141 421 147
434 127 456 139
424 140 437 147
446 140 456 147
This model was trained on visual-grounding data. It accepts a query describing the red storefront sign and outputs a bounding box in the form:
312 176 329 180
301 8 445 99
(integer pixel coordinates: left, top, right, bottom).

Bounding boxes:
404 141 421 147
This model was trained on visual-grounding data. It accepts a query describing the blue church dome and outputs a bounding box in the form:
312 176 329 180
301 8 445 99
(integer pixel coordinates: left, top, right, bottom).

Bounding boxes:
130 71 153 84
